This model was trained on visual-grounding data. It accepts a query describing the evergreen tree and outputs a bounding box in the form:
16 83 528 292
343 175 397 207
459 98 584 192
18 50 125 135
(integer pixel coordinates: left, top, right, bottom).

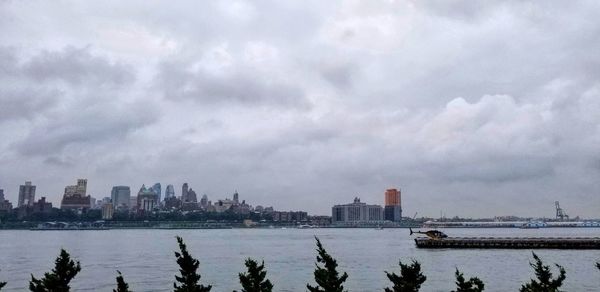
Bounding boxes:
520 252 566 292
113 271 130 292
237 258 273 292
0 269 5 291
173 236 212 292
307 236 348 292
453 269 484 292
29 249 81 292
384 260 426 292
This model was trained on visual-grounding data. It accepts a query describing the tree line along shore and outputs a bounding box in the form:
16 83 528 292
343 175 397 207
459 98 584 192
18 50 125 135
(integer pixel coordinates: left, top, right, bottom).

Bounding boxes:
1 236 599 292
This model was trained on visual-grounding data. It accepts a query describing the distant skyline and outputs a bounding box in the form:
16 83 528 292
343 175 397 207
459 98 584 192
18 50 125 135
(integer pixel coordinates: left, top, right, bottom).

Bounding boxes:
1 1 599 217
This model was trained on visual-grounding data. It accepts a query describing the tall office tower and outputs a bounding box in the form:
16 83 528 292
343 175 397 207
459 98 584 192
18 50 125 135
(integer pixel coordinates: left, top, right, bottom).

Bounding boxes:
384 188 402 222
18 181 36 207
181 183 189 202
200 194 208 208
151 183 161 202
111 186 131 208
0 189 4 201
165 184 175 199
233 191 239 204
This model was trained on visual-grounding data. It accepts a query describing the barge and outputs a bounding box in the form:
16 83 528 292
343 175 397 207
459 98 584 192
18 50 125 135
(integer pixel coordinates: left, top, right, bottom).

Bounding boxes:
414 236 600 249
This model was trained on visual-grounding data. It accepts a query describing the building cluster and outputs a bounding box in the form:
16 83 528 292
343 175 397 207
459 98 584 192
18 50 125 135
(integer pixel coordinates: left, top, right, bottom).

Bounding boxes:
332 188 402 225
0 179 306 222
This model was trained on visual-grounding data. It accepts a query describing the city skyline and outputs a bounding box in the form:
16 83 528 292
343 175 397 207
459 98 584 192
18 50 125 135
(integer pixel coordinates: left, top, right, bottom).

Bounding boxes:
1 1 600 217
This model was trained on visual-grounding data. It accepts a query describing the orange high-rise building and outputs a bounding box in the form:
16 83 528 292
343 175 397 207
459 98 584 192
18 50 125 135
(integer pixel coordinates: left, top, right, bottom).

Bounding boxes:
384 188 401 206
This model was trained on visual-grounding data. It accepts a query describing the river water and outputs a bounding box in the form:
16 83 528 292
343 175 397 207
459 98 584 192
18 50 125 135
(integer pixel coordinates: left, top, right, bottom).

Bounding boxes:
0 228 599 291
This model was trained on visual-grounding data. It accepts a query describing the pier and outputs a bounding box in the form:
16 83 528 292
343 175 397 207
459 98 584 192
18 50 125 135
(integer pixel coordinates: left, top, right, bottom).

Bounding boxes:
414 236 600 249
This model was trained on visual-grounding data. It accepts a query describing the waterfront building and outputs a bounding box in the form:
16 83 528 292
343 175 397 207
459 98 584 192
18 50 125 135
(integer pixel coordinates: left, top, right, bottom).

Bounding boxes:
18 181 36 207
273 211 308 222
17 197 52 218
61 193 91 210
384 188 402 222
32 197 52 213
102 203 114 220
165 184 175 199
130 196 138 209
164 196 182 210
61 179 91 210
111 186 131 209
0 189 12 212
214 199 235 212
137 185 157 212
332 197 383 223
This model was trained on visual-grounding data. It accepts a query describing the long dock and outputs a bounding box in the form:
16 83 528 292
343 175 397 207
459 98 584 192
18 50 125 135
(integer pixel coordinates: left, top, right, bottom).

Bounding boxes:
415 237 600 249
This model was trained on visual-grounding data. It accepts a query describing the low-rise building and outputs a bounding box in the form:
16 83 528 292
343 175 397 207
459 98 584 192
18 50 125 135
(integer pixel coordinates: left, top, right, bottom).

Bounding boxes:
332 197 383 224
273 211 308 222
102 203 114 220
61 193 91 210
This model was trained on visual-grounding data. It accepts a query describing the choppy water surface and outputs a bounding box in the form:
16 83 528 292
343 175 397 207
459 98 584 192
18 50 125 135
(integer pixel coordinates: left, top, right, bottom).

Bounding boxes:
0 228 599 291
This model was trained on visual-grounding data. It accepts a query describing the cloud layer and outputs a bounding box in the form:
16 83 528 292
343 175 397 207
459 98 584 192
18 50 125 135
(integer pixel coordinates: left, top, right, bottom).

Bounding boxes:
1 1 599 217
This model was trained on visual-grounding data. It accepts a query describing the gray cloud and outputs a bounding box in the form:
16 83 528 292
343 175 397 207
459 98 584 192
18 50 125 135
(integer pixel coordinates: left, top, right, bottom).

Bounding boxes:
23 46 134 86
158 62 310 109
0 1 599 217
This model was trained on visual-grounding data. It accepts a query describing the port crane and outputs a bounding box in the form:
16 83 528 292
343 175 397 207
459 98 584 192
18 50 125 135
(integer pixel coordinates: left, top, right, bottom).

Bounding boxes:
555 201 569 221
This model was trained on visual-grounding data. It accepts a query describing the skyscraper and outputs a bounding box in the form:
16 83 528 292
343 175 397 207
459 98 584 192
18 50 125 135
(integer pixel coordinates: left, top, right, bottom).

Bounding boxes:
181 183 189 201
18 181 36 207
384 188 401 206
111 186 131 208
165 184 175 199
384 188 402 222
151 183 161 202
233 191 239 204
200 194 208 208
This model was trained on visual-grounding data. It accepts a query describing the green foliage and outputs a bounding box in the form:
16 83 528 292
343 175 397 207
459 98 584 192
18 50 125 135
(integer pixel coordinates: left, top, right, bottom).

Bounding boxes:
520 252 566 292
384 260 427 292
237 258 273 292
453 269 484 292
307 236 348 292
29 249 81 292
113 270 130 292
0 269 5 291
173 236 212 292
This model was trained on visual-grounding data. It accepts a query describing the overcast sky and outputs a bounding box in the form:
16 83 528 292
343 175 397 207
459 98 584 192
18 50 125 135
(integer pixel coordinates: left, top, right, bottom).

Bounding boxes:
1 1 599 218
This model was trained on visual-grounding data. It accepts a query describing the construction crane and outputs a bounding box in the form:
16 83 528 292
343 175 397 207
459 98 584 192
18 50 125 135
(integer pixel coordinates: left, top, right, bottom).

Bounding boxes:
555 201 569 221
